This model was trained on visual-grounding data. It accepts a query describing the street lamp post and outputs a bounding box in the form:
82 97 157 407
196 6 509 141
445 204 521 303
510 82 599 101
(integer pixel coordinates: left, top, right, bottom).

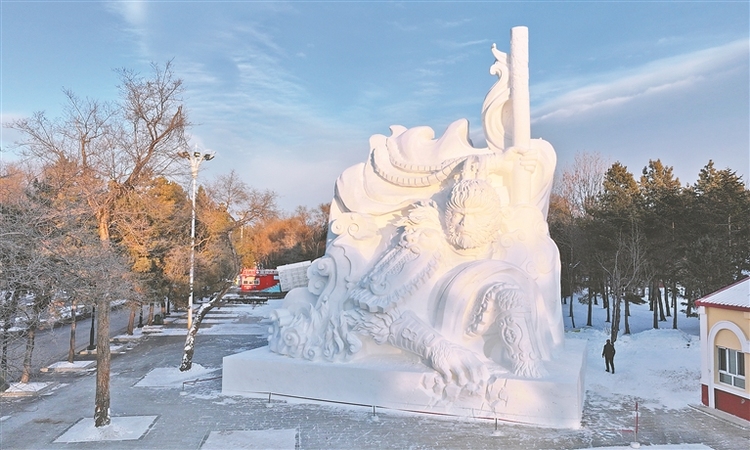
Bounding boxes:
178 149 214 329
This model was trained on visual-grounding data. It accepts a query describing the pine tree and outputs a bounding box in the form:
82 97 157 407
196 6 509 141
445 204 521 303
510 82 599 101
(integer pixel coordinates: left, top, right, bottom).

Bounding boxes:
682 161 750 307
638 159 683 329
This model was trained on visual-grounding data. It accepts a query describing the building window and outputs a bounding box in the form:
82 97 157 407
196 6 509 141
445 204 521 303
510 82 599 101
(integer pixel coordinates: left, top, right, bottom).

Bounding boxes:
718 347 745 389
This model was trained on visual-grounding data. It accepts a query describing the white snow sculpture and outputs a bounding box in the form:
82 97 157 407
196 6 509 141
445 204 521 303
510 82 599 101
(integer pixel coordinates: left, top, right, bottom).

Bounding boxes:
224 27 585 428
269 24 561 379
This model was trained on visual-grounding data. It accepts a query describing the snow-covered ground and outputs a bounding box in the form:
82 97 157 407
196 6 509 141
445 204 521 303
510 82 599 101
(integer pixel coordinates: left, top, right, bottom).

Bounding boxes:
237 296 703 412
50 295 717 449
563 296 701 412
157 297 703 413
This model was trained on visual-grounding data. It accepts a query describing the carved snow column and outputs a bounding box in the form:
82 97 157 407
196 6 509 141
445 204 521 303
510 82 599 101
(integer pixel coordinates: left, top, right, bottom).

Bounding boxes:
509 26 532 206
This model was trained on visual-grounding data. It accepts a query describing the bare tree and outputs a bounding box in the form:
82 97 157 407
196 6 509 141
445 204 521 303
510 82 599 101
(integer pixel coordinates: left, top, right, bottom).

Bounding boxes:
555 151 609 218
0 188 57 384
597 220 648 343
0 183 73 384
206 170 278 270
8 61 188 427
178 174 277 371
179 283 232 372
551 152 607 329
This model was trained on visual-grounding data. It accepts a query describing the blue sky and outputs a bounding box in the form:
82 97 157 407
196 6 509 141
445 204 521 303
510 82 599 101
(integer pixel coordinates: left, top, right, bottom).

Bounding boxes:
2 1 748 211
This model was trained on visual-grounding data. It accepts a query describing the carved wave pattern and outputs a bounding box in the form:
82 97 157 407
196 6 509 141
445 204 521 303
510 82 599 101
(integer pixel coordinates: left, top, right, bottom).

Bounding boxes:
371 148 465 188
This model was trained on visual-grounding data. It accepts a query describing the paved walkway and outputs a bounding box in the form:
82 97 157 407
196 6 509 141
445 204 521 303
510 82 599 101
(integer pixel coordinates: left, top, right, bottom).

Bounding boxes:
1 309 748 449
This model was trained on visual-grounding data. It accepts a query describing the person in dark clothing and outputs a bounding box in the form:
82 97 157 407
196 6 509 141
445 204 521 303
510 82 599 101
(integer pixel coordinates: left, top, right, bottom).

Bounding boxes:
602 339 616 373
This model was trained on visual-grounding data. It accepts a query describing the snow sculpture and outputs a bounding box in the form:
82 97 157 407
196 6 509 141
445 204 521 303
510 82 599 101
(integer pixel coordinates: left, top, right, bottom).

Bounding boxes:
224 27 585 428
269 25 561 381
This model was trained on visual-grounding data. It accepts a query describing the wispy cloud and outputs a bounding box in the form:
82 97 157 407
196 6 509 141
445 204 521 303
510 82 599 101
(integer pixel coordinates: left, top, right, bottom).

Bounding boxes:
426 54 469 66
104 0 151 58
389 21 419 32
415 68 442 77
108 0 147 27
175 17 369 181
656 36 688 46
437 39 490 50
232 23 286 55
435 18 471 28
532 39 749 123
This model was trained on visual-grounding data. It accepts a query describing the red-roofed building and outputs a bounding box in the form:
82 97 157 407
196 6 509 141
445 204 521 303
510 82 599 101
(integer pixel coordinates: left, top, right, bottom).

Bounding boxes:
696 277 750 421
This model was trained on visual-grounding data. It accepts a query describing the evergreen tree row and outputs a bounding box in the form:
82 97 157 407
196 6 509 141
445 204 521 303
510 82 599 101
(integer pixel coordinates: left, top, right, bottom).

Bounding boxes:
549 153 750 342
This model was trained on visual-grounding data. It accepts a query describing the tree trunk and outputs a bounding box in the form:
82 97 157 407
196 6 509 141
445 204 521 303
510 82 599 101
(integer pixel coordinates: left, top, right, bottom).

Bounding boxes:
610 295 621 344
672 282 679 329
68 298 77 363
93 212 113 427
180 285 230 371
602 279 609 309
648 281 654 311
180 301 215 372
569 293 576 329
20 326 36 384
1 329 8 384
127 305 136 335
96 208 111 242
0 338 10 392
624 296 631 335
586 285 593 327
652 281 659 330
657 286 666 321
1 310 12 379
94 296 111 427
664 284 671 317
0 292 12 389
604 285 611 323
147 302 154 326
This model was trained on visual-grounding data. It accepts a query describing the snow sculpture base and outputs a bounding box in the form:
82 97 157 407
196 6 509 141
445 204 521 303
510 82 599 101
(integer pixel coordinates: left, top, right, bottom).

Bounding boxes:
222 339 586 429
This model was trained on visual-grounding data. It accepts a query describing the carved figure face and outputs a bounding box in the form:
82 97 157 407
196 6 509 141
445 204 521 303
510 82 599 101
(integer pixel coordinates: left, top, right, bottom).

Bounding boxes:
445 179 502 250
446 208 497 249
